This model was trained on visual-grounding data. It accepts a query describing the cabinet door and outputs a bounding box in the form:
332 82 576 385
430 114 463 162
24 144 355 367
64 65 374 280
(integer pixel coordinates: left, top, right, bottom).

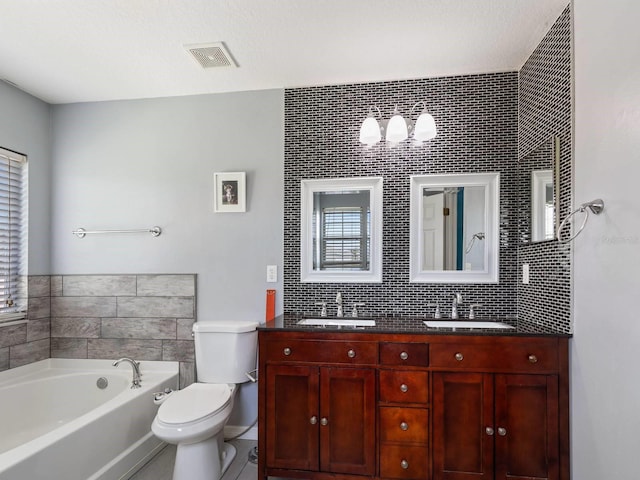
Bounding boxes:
432 372 494 480
320 367 376 475
494 374 559 480
265 364 319 471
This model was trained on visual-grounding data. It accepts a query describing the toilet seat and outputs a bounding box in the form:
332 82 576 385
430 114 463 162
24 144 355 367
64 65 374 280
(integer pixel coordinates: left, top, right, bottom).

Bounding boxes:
157 383 233 426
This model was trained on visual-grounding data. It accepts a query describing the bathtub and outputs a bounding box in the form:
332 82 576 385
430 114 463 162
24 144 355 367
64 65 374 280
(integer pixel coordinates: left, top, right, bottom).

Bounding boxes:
0 358 179 480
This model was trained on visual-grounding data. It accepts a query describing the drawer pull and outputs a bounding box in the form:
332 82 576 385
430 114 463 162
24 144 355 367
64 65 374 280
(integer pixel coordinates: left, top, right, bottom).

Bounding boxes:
320 417 329 426
400 422 409 431
485 427 494 436
455 352 464 361
400 383 409 393
347 349 356 358
400 351 409 360
400 460 409 470
498 427 507 436
310 416 318 425
528 354 538 363
283 347 292 356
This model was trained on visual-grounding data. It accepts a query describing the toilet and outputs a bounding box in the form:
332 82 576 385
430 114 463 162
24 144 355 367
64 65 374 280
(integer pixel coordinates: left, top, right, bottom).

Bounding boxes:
151 320 258 480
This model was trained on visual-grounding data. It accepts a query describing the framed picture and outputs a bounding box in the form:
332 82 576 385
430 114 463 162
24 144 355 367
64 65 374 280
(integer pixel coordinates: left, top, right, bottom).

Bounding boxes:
214 172 246 213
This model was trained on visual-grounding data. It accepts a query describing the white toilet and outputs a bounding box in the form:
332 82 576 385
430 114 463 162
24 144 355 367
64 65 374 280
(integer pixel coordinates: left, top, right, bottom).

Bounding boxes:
151 320 258 480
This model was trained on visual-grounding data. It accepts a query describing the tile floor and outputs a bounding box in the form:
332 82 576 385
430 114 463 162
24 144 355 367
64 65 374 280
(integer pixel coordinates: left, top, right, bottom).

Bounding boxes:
130 439 257 480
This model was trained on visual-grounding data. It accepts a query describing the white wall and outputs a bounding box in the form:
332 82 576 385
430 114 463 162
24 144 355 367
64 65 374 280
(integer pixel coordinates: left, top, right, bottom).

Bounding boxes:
0 81 52 274
51 90 284 320
572 1 640 478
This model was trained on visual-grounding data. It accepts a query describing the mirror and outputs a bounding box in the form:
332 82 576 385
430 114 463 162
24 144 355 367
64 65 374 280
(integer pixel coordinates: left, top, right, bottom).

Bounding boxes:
300 177 383 283
519 136 560 243
409 172 500 283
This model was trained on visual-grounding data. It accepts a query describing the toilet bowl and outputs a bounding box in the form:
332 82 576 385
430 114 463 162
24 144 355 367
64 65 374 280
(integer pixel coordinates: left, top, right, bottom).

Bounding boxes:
150 320 258 480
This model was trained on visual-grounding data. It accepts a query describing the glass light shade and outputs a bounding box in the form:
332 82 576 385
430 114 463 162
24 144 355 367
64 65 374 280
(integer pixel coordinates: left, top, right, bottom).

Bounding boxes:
359 117 382 145
385 114 408 143
413 112 437 141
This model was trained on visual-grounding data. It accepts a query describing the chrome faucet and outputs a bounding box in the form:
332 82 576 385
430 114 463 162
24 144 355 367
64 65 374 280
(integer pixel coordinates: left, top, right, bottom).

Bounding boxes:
451 293 463 319
336 292 344 317
113 357 142 389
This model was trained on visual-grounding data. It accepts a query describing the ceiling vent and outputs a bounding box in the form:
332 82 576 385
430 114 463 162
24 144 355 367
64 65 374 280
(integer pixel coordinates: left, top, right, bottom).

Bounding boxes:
185 42 237 69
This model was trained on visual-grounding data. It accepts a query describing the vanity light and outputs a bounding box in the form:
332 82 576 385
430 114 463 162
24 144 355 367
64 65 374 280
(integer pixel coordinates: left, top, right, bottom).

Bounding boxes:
359 102 437 146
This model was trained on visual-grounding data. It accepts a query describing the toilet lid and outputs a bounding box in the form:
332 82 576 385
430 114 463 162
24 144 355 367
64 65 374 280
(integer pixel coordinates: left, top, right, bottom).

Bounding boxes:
157 383 232 425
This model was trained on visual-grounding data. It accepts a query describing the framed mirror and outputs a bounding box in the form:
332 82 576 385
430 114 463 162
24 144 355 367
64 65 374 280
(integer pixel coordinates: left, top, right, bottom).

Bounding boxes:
519 136 560 243
300 177 383 283
409 172 500 283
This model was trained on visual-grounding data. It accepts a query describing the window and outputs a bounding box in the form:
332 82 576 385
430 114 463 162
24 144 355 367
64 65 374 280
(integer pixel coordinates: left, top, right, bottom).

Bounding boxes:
317 206 370 270
0 147 28 323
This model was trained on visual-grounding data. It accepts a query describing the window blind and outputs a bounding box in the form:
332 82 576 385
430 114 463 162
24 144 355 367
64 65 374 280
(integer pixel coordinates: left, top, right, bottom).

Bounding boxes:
0 148 28 322
320 206 369 270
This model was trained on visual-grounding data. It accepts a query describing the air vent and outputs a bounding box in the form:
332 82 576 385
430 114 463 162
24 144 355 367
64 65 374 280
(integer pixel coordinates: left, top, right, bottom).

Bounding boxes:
185 42 237 69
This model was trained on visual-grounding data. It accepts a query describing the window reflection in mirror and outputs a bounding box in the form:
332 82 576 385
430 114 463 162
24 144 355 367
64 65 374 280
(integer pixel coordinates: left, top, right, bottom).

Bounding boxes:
410 173 499 284
301 177 383 283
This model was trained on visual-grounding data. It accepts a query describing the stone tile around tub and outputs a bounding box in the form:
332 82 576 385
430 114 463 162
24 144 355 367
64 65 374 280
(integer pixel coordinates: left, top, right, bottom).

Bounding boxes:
177 318 195 340
137 275 196 297
51 338 88 358
179 361 195 389
27 296 51 320
51 276 63 297
51 296 117 318
162 340 195 363
9 338 50 368
101 318 177 340
51 317 101 338
0 347 8 371
28 275 51 297
62 275 137 297
88 338 163 361
27 318 51 342
0 323 27 348
117 297 194 318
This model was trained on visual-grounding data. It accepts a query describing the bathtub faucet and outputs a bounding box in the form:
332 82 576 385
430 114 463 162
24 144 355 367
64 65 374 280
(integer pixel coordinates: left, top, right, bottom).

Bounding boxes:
113 357 142 389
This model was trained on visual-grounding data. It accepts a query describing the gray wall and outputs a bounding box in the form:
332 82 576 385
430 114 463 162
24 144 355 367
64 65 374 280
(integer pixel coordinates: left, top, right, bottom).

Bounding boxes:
572 1 640 478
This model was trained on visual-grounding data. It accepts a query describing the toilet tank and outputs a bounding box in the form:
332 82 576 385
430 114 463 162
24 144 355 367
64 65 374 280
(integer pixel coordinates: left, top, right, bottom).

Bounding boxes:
192 320 259 383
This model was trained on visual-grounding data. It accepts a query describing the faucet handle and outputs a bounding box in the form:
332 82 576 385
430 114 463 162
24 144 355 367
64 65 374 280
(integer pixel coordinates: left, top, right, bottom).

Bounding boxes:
427 303 441 319
351 303 365 318
469 304 482 320
315 302 328 317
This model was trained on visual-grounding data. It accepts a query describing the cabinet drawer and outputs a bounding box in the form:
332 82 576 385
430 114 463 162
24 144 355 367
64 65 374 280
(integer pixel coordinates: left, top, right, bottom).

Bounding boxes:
380 342 429 367
379 407 428 444
264 338 377 364
379 370 429 404
430 341 558 372
379 445 429 480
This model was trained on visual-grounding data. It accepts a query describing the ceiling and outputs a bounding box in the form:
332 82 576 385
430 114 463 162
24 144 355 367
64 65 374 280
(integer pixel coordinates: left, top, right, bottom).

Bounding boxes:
0 0 569 105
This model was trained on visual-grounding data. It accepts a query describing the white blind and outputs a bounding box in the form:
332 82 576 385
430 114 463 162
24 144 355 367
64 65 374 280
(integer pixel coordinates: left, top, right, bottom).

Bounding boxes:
320 206 369 270
0 148 28 321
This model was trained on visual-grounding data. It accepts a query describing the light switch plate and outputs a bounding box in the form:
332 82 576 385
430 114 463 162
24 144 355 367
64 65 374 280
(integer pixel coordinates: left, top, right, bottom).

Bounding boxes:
266 265 277 283
522 263 530 284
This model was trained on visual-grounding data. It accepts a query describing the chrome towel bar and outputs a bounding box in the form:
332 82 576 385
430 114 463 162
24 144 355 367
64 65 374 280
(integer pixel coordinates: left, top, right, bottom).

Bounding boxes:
73 226 162 238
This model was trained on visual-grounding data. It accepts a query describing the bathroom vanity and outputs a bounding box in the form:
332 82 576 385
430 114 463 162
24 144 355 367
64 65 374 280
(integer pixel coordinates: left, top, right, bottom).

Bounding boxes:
257 317 570 480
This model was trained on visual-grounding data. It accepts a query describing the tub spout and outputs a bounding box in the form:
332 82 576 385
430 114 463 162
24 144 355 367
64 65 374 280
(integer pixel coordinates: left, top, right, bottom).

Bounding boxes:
113 357 142 389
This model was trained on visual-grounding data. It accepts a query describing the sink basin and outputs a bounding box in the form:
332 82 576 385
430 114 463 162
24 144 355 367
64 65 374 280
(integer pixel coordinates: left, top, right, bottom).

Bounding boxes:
424 320 514 330
298 318 376 327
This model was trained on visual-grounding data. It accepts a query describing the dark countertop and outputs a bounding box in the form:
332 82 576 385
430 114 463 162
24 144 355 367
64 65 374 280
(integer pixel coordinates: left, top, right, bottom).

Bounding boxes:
259 314 572 338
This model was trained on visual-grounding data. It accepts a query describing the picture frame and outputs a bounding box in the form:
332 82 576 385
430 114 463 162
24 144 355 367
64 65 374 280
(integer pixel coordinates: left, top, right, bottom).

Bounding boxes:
213 172 246 213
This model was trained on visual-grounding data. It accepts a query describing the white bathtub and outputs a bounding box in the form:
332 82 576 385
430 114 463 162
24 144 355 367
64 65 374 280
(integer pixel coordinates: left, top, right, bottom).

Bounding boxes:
0 358 179 480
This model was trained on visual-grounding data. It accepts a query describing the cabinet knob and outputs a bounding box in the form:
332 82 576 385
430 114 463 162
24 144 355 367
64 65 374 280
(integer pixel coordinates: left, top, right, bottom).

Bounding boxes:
497 427 507 436
400 383 408 393
455 352 464 361
320 417 328 426
400 351 409 360
310 416 318 425
283 347 291 356
528 354 538 363
400 422 409 431
485 427 494 436
347 349 356 358
400 460 409 470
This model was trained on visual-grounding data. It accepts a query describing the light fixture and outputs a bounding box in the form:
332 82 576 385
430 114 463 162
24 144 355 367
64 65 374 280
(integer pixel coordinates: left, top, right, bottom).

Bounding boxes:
358 102 437 146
